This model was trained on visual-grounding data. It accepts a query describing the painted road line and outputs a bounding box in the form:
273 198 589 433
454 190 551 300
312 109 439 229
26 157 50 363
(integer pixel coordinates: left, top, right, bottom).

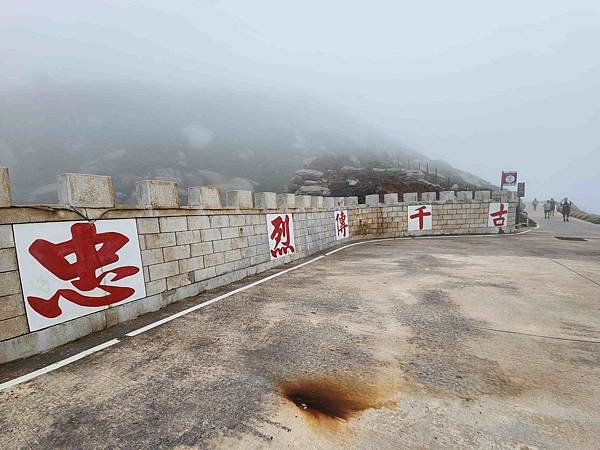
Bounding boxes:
0 339 120 391
0 227 535 391
0 256 325 391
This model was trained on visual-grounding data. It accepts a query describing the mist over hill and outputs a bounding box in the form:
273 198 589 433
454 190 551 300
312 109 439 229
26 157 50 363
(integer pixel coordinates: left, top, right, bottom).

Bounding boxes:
0 83 493 204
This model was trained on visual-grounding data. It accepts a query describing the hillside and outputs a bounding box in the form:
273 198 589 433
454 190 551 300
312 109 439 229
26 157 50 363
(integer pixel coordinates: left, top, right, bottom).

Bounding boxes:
0 82 494 204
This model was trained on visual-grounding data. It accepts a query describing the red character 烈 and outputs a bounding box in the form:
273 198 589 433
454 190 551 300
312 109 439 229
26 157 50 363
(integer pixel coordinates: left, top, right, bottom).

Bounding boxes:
270 214 295 257
490 203 508 227
27 222 140 318
409 205 432 230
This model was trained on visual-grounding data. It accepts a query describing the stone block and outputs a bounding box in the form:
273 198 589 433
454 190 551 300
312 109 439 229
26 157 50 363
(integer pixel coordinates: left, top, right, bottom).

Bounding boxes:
403 192 418 202
0 167 11 207
0 225 13 249
57 173 114 208
365 194 380 207
421 192 437 201
148 261 179 280
333 197 345 207
456 191 473 202
188 185 221 208
159 216 188 232
0 293 25 321
384 193 399 205
276 193 296 209
226 190 253 209
297 195 312 210
144 232 176 249
345 197 359 207
254 192 277 209
136 218 159 234
439 191 456 201
136 180 178 208
163 244 191 262
506 191 518 202
474 191 491 201
311 196 324 209
0 315 28 341
323 197 335 209
209 215 229 228
187 215 210 230
492 190 503 200
0 271 21 297
0 248 17 272
191 241 213 257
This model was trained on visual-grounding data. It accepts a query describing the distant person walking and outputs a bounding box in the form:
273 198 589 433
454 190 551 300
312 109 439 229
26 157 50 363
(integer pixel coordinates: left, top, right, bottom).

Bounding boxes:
550 198 556 216
561 198 572 222
532 198 539 211
544 200 552 219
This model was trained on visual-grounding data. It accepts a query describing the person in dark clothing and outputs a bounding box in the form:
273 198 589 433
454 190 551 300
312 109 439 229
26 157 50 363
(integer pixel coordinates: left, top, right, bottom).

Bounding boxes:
532 198 539 211
549 198 556 216
561 198 572 222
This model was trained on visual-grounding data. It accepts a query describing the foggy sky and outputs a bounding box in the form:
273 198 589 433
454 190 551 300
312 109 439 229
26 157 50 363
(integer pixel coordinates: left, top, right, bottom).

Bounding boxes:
2 1 599 210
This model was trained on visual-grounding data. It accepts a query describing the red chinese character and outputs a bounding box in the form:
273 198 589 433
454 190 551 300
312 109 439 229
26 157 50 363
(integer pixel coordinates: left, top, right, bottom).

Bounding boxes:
409 205 432 230
270 214 295 257
336 210 348 237
490 203 508 226
27 223 140 318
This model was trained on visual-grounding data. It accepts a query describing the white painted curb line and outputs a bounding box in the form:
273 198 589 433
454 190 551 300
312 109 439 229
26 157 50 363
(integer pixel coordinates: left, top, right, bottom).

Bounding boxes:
0 227 537 391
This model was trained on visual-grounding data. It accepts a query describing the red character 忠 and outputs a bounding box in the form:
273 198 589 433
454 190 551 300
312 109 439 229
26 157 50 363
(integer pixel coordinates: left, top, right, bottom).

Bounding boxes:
270 214 295 257
336 210 348 237
27 223 140 318
409 205 432 230
490 203 508 227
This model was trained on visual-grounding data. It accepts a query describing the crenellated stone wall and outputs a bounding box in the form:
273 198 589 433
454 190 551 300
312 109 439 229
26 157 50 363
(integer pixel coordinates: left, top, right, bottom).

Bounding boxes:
0 169 517 363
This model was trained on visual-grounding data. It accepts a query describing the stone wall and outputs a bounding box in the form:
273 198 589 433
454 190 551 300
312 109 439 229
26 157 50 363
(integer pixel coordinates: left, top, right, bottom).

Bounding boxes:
0 169 517 363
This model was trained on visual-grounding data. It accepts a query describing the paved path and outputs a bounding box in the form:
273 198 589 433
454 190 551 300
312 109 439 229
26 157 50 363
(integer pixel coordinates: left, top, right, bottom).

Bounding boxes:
1 222 599 449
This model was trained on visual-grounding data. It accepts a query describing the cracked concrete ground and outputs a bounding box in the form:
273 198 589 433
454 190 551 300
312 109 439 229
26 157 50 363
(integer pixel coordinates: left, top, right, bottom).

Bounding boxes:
1 211 599 449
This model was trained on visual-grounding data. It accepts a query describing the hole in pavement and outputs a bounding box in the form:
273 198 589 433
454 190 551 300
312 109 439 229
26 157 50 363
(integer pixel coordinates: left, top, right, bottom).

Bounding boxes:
278 376 396 427
554 236 587 241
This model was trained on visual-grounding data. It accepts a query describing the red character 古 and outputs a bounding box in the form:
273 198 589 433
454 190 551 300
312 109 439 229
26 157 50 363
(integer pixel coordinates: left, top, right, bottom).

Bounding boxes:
490 203 508 227
27 223 139 318
270 214 295 257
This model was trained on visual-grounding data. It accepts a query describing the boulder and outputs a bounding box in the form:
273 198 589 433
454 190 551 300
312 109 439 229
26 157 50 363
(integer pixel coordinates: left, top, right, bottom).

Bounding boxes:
297 184 330 195
294 169 324 180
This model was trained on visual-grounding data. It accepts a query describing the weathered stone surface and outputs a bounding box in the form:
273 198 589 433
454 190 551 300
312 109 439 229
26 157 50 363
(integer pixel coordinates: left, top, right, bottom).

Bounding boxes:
311 196 324 209
57 173 114 208
297 195 312 210
439 191 456 201
226 190 253 209
297 185 330 195
456 191 473 202
333 197 345 207
254 192 277 209
277 193 295 209
366 194 380 207
136 180 178 208
323 197 335 209
294 169 324 180
384 193 399 205
0 167 11 207
188 186 221 208
345 197 359 207
475 191 491 201
403 192 418 202
421 192 437 201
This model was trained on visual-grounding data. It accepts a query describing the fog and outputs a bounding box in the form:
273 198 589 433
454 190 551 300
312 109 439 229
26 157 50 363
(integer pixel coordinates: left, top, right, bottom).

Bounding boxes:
2 1 599 211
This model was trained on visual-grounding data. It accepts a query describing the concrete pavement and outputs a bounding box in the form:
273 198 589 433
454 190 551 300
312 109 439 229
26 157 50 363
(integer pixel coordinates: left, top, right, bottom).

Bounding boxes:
1 218 599 449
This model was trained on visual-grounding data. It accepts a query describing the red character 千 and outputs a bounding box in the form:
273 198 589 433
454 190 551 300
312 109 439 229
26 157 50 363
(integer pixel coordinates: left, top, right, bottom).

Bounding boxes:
409 205 432 230
270 214 295 257
336 210 348 238
490 203 508 227
27 222 140 318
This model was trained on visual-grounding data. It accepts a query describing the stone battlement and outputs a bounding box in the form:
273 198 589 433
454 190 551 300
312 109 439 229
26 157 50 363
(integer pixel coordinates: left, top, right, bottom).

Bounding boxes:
0 169 517 364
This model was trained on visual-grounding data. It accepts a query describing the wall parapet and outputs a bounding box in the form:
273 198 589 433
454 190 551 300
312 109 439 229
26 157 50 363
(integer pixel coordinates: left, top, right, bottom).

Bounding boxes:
0 169 517 364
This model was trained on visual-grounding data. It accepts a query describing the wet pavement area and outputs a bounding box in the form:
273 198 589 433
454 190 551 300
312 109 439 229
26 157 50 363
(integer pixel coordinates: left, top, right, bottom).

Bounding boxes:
1 213 599 449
